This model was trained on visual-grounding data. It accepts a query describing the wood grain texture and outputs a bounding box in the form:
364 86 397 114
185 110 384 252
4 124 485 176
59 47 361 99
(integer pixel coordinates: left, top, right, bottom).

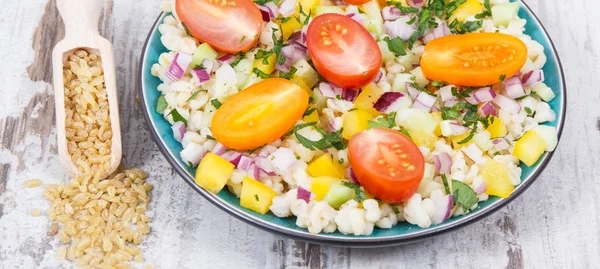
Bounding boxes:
0 0 598 268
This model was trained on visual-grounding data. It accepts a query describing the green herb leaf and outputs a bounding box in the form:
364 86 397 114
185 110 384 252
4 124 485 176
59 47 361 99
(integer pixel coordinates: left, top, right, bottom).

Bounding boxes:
167 108 187 125
272 28 288 65
457 122 477 144
524 107 532 115
445 0 467 18
181 22 191 36
186 90 206 103
386 1 419 14
399 128 412 140
156 95 168 113
441 174 451 195
449 19 483 34
499 73 507 82
388 112 397 128
252 67 272 79
341 181 367 202
211 99 222 109
368 117 391 129
230 52 245 67
383 36 407 57
279 66 298 80
254 194 260 201
393 206 400 214
303 107 316 117
255 49 274 65
188 161 194 168
240 36 246 43
291 122 345 150
475 0 492 19
206 135 216 140
452 179 478 210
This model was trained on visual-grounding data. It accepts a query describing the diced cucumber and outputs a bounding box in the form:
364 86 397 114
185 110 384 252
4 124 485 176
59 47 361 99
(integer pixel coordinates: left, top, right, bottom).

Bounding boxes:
234 59 252 89
378 41 396 62
409 67 430 87
532 125 557 151
312 6 345 17
392 73 413 93
293 59 319 88
532 82 555 102
323 182 356 209
361 0 383 21
190 43 218 68
312 87 329 110
364 19 384 37
395 108 437 134
520 58 535 75
491 2 520 27
240 74 264 90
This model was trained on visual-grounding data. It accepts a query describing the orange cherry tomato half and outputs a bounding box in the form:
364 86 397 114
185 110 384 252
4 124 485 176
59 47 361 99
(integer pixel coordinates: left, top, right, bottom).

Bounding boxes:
211 78 309 150
344 0 371 5
175 0 263 54
306 14 382 89
348 128 425 203
420 32 528 87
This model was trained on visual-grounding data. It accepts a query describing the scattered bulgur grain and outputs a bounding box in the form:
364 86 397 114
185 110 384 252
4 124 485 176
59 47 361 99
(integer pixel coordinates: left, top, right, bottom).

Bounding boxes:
24 179 42 188
30 208 41 217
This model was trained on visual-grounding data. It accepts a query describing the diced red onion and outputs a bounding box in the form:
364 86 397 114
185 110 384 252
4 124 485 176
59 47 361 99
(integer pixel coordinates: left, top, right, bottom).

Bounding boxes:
201 58 215 74
171 122 186 142
297 187 311 203
373 69 384 83
431 102 441 112
472 87 496 102
412 92 437 112
191 68 210 84
319 82 343 98
423 23 450 43
349 168 359 184
328 118 343 132
384 17 416 41
265 2 279 18
246 163 260 180
282 42 307 65
257 5 271 22
477 101 497 116
374 92 407 113
521 69 544 87
474 181 486 194
301 25 308 45
492 94 521 114
278 0 296 17
432 152 452 174
180 143 206 167
288 31 302 43
222 151 243 165
381 6 402 21
218 54 237 65
493 138 510 151
268 148 296 171
165 52 192 82
254 156 275 173
346 13 366 25
450 123 470 135
275 62 290 73
409 0 424 7
406 82 420 99
439 85 455 102
256 149 270 157
504 77 526 99
464 95 479 105
444 99 459 107
237 155 253 170
342 89 359 102
211 142 228 156
430 193 453 225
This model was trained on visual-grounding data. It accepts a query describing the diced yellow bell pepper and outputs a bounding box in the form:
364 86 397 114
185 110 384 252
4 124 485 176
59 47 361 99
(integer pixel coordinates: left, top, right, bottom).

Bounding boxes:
450 0 483 22
430 112 443 137
342 109 373 140
307 154 346 179
408 129 437 150
290 75 312 95
486 117 508 138
481 160 514 198
310 176 340 201
279 15 303 40
194 153 235 193
451 132 472 150
252 53 276 75
240 176 277 214
303 106 319 123
353 83 384 116
513 130 547 166
298 0 319 13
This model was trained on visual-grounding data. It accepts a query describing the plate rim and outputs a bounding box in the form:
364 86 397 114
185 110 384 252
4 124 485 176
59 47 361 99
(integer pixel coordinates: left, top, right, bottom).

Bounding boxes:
137 0 567 248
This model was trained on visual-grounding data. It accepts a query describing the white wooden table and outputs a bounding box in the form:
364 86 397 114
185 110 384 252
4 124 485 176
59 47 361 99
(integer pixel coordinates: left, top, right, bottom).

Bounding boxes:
0 0 597 268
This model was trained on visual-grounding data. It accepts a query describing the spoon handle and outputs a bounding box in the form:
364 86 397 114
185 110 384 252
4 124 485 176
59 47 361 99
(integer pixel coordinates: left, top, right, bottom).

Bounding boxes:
56 0 103 39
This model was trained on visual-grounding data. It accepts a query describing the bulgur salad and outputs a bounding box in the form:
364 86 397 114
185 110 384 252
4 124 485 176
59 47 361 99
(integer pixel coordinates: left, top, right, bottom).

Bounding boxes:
151 0 558 235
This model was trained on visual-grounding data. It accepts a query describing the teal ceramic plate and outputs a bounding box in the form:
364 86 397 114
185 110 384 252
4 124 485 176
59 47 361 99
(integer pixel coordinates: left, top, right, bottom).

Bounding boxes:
138 0 566 247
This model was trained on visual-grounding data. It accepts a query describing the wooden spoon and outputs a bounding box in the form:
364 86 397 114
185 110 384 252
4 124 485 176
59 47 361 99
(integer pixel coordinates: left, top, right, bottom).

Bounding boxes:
52 0 121 177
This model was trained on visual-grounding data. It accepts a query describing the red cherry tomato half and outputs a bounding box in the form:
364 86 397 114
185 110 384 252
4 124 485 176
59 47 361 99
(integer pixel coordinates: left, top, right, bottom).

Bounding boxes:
306 13 382 89
175 0 263 54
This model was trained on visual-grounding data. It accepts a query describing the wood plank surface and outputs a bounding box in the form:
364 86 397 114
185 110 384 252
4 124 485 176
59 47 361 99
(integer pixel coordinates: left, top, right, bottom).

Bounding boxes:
0 0 598 268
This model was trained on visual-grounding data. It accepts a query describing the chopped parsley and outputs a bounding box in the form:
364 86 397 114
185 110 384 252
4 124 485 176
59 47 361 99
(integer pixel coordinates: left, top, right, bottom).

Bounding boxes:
386 1 419 14
368 112 397 129
167 109 187 125
399 128 412 140
181 22 191 36
156 95 168 113
210 99 222 109
240 36 246 43
255 50 274 65
288 122 345 151
457 123 477 144
341 182 367 202
252 67 272 79
383 36 407 57
441 174 451 195
297 4 312 25
206 135 216 140
445 0 467 17
338 158 344 164
524 107 533 115
430 80 446 88
499 73 507 82
230 52 245 67
186 90 206 103
475 0 492 19
272 28 288 65
254 194 260 201
278 66 298 80
452 179 478 210
303 107 316 117
393 206 400 214
451 86 475 99
188 161 194 168
449 19 483 34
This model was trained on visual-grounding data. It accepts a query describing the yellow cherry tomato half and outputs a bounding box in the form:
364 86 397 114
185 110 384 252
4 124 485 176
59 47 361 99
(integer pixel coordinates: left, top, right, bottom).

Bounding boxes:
211 78 309 150
420 32 528 87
